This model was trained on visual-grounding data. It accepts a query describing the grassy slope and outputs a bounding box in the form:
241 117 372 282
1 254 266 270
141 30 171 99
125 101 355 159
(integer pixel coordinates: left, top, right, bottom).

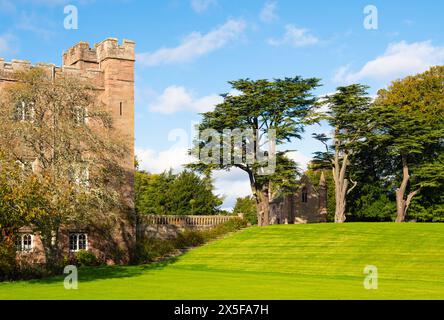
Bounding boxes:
1 223 443 300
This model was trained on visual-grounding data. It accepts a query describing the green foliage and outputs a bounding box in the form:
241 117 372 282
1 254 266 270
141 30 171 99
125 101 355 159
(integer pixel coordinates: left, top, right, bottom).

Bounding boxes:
202 218 248 240
75 250 101 267
364 66 444 220
0 158 46 243
349 186 396 222
233 196 257 225
311 69 444 222
175 230 206 249
168 171 223 215
63 250 101 267
135 170 223 216
134 239 176 263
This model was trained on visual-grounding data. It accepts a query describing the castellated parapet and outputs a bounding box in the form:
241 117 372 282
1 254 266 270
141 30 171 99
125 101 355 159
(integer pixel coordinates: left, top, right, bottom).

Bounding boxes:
62 38 135 68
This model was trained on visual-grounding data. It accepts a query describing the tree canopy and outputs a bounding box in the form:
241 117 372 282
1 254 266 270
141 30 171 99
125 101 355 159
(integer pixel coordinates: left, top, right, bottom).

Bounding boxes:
189 77 321 226
135 170 223 216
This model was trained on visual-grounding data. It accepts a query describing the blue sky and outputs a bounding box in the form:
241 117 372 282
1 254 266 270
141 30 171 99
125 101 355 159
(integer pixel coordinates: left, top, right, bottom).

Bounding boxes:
1 0 443 208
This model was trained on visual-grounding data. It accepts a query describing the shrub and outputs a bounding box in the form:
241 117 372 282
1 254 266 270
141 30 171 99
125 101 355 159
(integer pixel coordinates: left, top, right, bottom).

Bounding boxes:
64 250 101 267
233 196 258 225
0 243 16 281
174 230 205 249
134 238 176 264
76 250 100 267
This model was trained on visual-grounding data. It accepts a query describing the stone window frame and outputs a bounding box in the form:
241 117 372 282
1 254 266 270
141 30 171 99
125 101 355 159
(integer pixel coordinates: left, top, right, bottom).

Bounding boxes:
73 106 89 127
301 187 308 203
69 232 88 252
14 101 35 123
15 233 34 252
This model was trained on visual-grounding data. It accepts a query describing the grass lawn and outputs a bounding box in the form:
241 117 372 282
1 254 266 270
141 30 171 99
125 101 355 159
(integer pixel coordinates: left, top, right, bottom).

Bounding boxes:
0 223 443 300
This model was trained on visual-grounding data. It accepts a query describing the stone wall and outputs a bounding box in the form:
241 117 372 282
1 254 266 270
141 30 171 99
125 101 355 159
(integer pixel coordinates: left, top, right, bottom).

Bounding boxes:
137 215 241 240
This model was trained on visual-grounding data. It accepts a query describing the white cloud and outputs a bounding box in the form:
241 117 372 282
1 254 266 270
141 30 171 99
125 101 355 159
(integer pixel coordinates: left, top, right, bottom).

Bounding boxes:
268 25 319 47
136 146 193 174
137 18 246 67
213 169 252 209
190 0 216 13
148 85 223 114
0 34 16 56
260 1 278 23
334 41 444 84
286 151 312 171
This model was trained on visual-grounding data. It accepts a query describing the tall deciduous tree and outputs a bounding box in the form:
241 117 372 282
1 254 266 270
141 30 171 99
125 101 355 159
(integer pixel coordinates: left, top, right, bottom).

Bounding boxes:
189 77 321 226
319 85 372 223
372 66 444 222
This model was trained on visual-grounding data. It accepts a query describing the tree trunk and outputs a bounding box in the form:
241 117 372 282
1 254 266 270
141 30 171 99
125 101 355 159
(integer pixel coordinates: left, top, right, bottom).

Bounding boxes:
253 187 270 227
248 170 270 227
395 155 420 222
333 152 348 223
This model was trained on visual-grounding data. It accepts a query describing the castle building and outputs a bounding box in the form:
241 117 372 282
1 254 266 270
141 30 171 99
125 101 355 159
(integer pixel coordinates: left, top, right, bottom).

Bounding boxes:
0 38 135 264
269 172 328 224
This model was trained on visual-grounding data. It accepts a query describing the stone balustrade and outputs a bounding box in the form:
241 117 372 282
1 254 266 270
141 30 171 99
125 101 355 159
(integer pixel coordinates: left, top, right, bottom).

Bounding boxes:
139 215 239 228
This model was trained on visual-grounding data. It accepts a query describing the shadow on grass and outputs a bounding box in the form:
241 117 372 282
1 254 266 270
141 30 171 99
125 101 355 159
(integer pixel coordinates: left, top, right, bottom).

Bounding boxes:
26 257 180 285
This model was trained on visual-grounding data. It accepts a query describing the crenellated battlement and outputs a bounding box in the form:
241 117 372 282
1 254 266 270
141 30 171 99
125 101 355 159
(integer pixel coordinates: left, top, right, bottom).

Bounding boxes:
95 38 135 62
0 59 32 72
0 59 45 81
62 38 135 68
1 38 135 75
0 38 134 90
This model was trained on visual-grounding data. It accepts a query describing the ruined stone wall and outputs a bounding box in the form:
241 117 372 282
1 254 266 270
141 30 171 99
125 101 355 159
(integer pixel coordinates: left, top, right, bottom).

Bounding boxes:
269 174 328 224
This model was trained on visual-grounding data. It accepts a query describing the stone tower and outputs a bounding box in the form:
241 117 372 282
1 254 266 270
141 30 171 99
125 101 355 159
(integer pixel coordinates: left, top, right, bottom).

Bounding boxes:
0 38 136 264
62 38 135 189
63 38 136 262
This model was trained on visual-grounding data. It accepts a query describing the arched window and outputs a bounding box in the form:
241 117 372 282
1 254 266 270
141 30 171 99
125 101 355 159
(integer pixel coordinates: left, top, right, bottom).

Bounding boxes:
15 234 33 252
69 233 88 252
302 187 308 203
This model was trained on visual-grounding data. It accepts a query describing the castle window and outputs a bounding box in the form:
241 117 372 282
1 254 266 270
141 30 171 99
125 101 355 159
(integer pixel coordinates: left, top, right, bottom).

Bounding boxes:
302 187 308 203
70 163 90 187
15 234 33 252
14 101 35 122
73 106 88 126
69 233 88 252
